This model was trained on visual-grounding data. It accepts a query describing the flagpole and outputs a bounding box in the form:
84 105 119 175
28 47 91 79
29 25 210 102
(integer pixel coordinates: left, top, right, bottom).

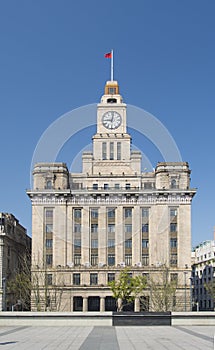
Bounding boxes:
111 49 114 81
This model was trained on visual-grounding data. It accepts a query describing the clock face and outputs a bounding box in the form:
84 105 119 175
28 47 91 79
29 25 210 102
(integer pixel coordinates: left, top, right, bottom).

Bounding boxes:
102 111 122 129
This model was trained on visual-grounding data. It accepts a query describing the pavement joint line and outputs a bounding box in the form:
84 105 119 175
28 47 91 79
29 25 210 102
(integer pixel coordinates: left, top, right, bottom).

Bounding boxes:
174 326 213 343
0 326 30 337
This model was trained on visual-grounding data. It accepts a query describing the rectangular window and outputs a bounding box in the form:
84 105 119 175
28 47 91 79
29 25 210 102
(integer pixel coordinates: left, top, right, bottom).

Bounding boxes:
45 224 53 233
46 210 53 218
108 273 115 282
170 208 177 217
104 183 109 190
170 273 178 284
108 224 115 232
142 254 149 266
108 208 115 218
46 274 53 286
74 209 81 219
142 239 149 248
91 255 98 266
125 208 132 218
74 223 81 233
170 238 177 248
102 142 107 160
117 142 121 160
108 239 115 248
142 208 149 218
91 224 98 233
108 254 115 266
46 254 53 266
74 239 81 248
170 254 177 266
142 224 149 233
125 224 132 233
170 223 177 232
108 87 116 94
91 239 98 248
91 208 98 218
115 184 120 189
125 183 131 190
93 183 98 190
74 255 81 266
90 273 98 285
110 142 114 160
125 254 132 266
46 239 53 248
73 273 80 285
125 239 132 248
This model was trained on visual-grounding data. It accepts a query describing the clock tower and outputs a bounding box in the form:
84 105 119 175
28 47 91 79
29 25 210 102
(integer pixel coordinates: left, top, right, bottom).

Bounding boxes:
91 80 140 175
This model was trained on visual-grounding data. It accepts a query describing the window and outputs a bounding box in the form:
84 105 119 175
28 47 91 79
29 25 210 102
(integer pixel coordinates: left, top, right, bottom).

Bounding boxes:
104 183 109 190
102 142 107 160
170 208 177 217
74 223 81 233
144 182 153 189
46 180 52 189
46 239 53 248
73 273 80 285
93 184 98 190
110 142 114 160
125 254 132 266
142 254 149 266
115 184 120 189
142 208 149 218
74 255 81 266
108 239 115 248
46 210 53 218
142 224 149 233
170 254 177 266
125 239 132 248
108 273 115 282
170 238 177 248
108 224 115 232
125 183 130 190
46 254 53 266
142 239 149 248
125 224 132 233
91 209 98 218
117 142 121 160
74 209 81 218
46 274 52 286
91 239 98 248
90 273 98 285
170 179 177 189
142 273 149 281
170 223 177 232
91 255 98 266
108 254 115 266
91 224 98 233
125 208 132 218
108 87 116 94
45 224 53 233
74 239 81 248
108 208 115 218
170 273 178 284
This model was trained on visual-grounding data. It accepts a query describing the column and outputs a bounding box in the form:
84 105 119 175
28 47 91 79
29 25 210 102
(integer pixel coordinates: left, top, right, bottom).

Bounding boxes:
83 297 88 312
115 206 124 265
134 297 140 312
100 297 105 312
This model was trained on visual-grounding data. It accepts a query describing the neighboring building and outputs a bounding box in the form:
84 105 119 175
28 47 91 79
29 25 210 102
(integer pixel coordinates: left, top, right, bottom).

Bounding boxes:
192 239 215 311
0 213 31 311
27 80 196 312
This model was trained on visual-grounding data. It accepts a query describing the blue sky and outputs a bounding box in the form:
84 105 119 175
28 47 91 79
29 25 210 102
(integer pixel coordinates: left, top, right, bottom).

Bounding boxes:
0 1 214 247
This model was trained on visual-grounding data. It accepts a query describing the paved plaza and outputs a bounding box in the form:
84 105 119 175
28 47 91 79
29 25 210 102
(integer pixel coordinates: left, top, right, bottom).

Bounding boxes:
0 325 213 349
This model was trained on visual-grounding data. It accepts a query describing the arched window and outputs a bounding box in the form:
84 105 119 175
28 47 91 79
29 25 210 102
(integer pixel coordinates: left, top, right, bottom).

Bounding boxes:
171 179 177 189
46 180 52 189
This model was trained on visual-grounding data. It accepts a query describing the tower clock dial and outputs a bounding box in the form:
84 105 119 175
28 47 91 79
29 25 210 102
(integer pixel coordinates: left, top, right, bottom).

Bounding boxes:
102 111 122 129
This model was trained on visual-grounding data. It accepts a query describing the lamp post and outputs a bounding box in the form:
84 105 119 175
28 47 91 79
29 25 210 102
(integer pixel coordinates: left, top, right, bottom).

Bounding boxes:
184 271 188 311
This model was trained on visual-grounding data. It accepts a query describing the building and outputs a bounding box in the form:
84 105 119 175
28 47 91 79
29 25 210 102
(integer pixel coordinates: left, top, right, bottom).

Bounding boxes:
27 80 196 312
192 238 215 311
0 213 31 311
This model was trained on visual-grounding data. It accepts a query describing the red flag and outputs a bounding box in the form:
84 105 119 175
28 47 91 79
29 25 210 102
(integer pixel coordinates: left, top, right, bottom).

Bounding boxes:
104 52 112 58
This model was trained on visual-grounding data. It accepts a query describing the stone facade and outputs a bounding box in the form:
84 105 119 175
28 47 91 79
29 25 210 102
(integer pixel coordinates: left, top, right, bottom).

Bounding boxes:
0 213 31 310
27 81 196 312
